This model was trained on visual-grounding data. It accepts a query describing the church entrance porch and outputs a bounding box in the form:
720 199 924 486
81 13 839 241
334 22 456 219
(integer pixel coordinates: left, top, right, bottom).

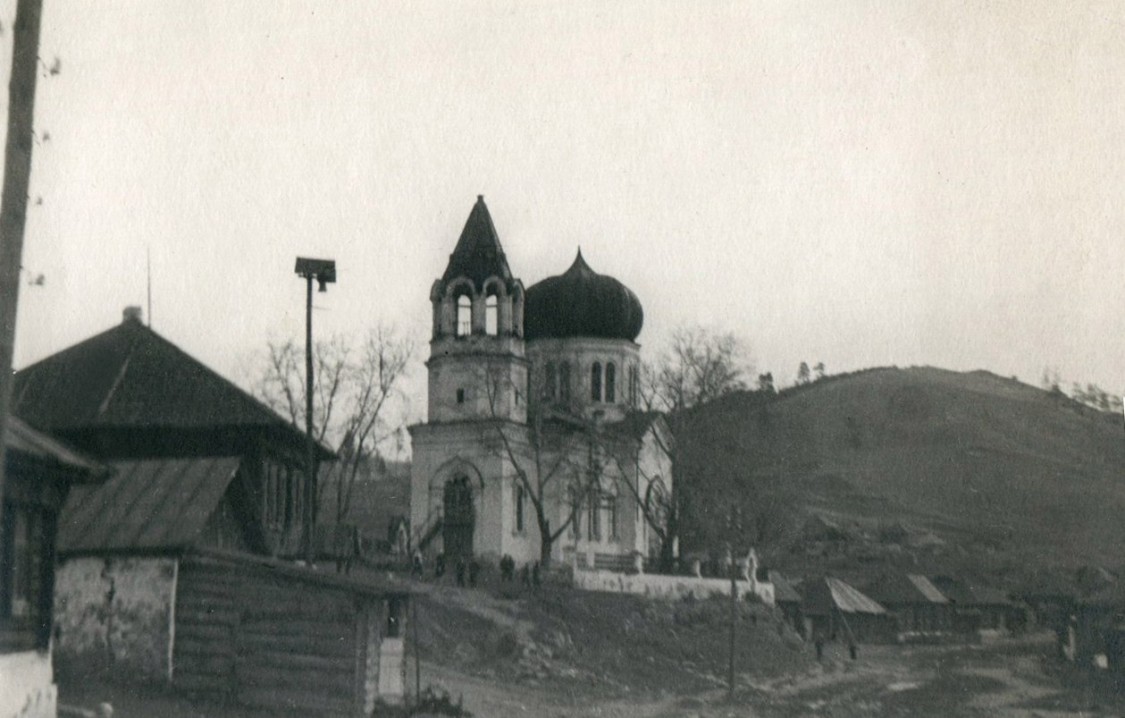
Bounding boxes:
442 476 475 559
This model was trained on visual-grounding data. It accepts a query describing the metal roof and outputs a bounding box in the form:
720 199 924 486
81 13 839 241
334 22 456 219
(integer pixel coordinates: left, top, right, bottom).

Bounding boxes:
58 456 241 555
867 572 950 605
769 570 802 604
440 195 513 290
4 415 107 480
12 318 330 458
803 577 887 615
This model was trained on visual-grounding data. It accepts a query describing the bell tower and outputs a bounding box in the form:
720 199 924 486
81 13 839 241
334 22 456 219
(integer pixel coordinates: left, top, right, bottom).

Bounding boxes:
426 196 527 424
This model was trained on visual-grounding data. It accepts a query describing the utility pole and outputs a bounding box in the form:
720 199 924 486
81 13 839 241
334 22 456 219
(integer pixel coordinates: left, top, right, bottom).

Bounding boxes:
0 0 45 516
728 547 737 701
294 257 335 566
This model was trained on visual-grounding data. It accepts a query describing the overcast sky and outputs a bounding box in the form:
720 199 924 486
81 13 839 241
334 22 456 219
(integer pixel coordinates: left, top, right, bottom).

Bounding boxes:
9 0 1125 422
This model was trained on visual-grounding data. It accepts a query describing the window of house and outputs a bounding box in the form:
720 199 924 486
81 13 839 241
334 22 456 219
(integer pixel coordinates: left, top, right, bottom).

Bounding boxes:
514 484 525 533
545 362 557 399
591 362 602 402
587 492 601 541
386 597 402 638
606 362 616 403
0 501 51 650
485 295 498 335
629 366 639 407
559 362 571 402
456 295 472 337
604 495 618 540
456 388 465 404
292 468 304 532
266 463 286 530
568 489 581 539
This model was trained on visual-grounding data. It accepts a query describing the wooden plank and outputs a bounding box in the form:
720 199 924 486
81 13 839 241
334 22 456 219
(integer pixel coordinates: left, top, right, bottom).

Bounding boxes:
172 622 232 641
172 657 231 679
236 631 352 659
238 618 351 641
238 648 354 673
239 607 353 625
175 608 238 626
173 636 236 658
237 684 351 715
236 662 354 692
174 672 233 693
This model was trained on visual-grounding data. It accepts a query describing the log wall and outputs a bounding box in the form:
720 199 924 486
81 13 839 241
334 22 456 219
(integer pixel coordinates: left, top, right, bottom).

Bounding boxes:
172 553 397 716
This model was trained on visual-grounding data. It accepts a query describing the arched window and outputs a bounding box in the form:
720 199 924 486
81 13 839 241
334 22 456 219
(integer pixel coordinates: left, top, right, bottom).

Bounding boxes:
587 491 600 541
559 361 571 402
514 483 525 533
456 295 472 337
545 362 557 399
485 295 498 335
605 362 616 403
591 362 602 402
629 366 639 407
604 495 618 540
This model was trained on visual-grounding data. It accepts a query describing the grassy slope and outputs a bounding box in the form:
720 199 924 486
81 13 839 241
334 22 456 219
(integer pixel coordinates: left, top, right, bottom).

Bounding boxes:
678 366 1125 569
414 583 811 697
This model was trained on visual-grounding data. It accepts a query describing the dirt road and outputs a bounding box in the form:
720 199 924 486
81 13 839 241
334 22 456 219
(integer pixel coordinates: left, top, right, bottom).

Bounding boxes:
421 633 1125 718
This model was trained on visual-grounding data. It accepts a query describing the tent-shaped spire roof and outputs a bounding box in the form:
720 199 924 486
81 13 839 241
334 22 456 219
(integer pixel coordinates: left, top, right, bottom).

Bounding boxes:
441 195 513 290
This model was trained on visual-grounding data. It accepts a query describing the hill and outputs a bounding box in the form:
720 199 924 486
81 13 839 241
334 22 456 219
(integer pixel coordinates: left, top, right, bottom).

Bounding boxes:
676 366 1125 574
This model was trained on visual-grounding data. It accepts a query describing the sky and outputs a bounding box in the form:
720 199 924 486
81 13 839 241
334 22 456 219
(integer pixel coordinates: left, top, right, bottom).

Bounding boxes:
7 0 1125 425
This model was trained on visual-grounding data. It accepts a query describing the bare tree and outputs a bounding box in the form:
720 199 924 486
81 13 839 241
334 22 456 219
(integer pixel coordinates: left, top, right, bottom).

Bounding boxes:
631 324 754 570
646 326 753 413
601 424 676 569
254 325 414 529
477 360 602 568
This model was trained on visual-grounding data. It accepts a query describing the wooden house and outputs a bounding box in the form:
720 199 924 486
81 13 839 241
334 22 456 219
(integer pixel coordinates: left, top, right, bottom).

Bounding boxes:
768 570 804 636
0 417 107 718
1065 582 1125 670
865 573 952 639
12 311 334 560
800 577 896 644
930 575 1021 635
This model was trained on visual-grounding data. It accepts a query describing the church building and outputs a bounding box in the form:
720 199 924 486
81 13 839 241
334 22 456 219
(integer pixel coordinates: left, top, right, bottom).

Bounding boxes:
409 197 673 570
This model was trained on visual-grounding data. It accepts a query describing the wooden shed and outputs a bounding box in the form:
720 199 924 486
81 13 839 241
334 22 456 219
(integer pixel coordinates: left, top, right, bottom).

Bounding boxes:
865 573 952 638
173 548 412 716
801 577 897 644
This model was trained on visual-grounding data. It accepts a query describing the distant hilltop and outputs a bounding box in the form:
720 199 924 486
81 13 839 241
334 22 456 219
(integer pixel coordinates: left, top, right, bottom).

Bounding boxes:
675 366 1125 574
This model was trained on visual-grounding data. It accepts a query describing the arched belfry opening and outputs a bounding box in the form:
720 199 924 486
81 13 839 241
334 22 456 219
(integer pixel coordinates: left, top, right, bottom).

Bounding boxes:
442 475 475 560
430 196 525 341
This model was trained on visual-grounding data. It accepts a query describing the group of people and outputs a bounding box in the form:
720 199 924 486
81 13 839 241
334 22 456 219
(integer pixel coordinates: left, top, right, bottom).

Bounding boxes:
409 550 541 589
499 554 541 588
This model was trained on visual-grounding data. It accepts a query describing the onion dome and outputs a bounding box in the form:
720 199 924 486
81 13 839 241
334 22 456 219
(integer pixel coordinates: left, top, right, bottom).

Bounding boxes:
524 250 644 341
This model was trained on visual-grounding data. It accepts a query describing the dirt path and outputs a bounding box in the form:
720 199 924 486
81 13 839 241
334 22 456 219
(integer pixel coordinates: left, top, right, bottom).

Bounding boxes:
420 634 1125 718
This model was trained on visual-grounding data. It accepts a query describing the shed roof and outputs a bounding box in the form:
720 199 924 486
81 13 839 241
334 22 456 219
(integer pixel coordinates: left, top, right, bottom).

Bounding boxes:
58 456 242 555
769 570 802 604
930 576 1011 607
867 573 949 605
5 415 108 480
803 577 886 616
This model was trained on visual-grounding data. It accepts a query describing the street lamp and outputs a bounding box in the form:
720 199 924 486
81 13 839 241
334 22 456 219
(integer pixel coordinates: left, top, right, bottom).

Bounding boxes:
295 257 336 565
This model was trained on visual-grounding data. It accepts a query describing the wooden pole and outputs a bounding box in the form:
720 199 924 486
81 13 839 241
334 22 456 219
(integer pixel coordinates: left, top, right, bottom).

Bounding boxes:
304 274 315 565
728 562 737 701
0 0 45 515
412 597 421 702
